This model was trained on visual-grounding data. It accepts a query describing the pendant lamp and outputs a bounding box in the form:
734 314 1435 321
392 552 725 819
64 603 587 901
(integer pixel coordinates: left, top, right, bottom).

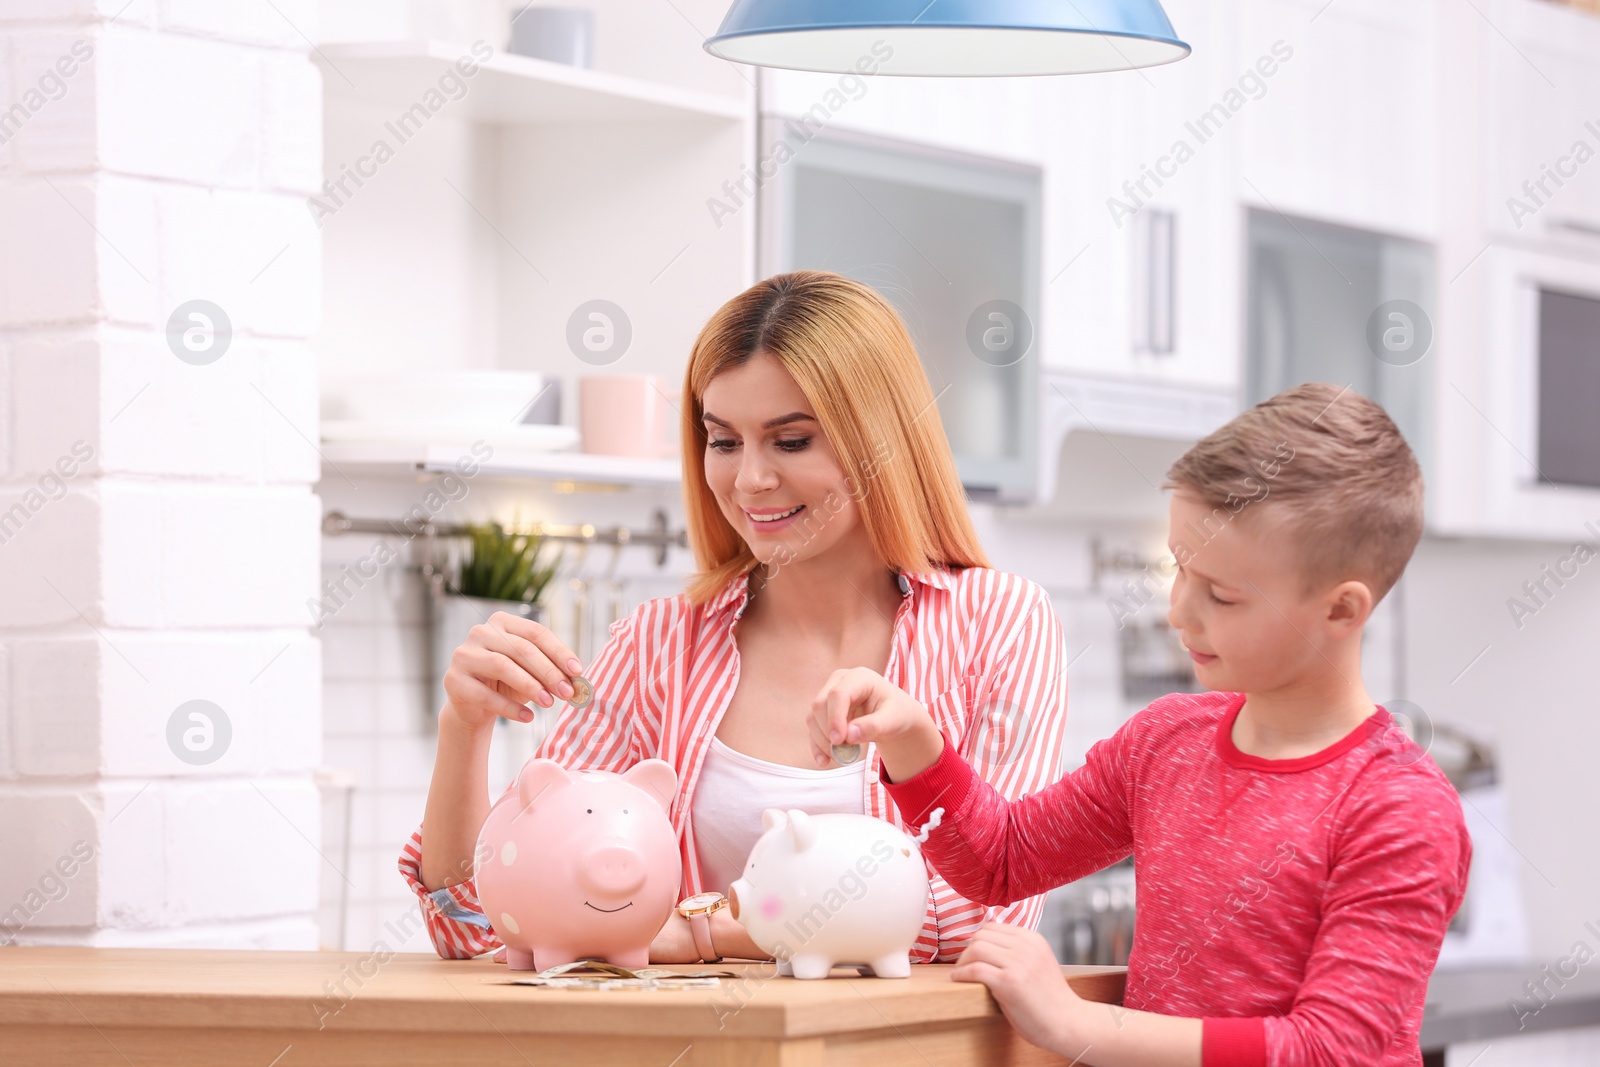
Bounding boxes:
705 0 1190 76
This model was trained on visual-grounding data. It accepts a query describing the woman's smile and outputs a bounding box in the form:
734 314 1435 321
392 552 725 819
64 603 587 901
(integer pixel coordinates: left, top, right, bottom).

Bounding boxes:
744 504 806 531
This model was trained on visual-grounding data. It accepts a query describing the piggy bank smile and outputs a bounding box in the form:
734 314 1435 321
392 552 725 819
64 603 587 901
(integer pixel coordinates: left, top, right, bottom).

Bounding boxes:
584 901 634 913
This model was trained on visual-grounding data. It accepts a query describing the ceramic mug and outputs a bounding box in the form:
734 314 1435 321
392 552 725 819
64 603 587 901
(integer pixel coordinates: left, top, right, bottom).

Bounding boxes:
508 6 595 68
578 375 679 459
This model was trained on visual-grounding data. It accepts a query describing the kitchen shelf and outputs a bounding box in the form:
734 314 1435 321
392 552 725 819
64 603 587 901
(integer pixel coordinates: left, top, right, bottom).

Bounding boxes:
320 440 682 488
1035 369 1236 506
314 39 748 126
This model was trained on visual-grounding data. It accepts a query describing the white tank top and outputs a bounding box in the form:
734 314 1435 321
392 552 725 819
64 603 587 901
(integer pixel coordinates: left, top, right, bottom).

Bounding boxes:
691 735 866 895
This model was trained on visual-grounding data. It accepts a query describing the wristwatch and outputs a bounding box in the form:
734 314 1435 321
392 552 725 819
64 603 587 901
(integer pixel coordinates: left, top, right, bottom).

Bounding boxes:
676 891 729 963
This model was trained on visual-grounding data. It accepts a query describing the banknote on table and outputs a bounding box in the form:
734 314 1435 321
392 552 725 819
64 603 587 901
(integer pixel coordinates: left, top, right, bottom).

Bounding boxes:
503 959 736 990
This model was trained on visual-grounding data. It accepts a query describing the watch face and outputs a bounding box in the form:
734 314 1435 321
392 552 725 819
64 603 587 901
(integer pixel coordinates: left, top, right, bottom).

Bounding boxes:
679 892 724 911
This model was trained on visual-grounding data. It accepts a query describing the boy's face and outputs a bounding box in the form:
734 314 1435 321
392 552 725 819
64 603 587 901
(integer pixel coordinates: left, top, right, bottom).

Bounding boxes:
1164 491 1365 694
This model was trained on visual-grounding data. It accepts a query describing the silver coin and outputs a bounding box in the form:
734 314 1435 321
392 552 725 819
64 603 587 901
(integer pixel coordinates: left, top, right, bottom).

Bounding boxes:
567 675 594 708
830 743 861 765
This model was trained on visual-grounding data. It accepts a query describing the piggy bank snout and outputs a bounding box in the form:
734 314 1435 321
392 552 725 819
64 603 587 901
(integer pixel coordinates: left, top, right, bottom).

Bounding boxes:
728 879 747 921
581 840 648 897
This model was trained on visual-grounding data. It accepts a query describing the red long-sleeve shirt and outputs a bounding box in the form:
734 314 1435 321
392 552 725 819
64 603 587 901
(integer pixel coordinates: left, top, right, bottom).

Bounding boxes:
882 690 1472 1067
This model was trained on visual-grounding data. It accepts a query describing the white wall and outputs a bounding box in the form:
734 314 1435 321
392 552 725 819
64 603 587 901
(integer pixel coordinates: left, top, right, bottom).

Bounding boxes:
0 1 324 946
1405 536 1600 961
315 468 691 951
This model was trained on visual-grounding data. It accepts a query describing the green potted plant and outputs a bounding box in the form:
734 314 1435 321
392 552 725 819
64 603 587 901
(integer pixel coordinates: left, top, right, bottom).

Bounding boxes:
431 521 562 717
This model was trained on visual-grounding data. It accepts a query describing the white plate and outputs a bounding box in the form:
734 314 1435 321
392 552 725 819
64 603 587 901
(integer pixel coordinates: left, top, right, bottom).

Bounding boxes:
320 420 579 451
321 371 550 425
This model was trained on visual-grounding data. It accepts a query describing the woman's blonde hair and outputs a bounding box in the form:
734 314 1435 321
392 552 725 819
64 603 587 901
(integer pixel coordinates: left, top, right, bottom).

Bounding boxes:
681 270 990 605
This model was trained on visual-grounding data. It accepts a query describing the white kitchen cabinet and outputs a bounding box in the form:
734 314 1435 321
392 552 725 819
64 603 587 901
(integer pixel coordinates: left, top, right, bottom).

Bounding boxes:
1036 369 1236 513
1243 208 1437 503
1482 0 1600 246
754 118 1044 500
310 40 753 397
1427 0 1600 540
1429 242 1600 539
294 2 1596 526
754 0 1244 392
1099 0 1240 390
1235 0 1437 244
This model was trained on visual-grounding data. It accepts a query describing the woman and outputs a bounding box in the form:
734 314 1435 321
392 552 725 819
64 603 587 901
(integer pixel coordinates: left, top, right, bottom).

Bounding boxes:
401 270 1068 963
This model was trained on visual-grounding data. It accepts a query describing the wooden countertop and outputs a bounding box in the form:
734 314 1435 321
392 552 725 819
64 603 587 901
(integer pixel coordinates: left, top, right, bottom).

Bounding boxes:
0 948 1127 1066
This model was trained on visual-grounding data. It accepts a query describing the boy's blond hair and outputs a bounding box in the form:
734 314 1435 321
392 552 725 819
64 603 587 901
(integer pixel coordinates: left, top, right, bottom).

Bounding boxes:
1165 383 1423 602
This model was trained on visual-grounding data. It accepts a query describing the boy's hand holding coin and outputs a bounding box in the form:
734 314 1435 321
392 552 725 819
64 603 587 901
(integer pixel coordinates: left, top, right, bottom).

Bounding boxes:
808 667 944 783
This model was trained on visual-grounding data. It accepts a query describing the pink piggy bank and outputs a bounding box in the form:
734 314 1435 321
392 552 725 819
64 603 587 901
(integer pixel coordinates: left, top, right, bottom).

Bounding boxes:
474 757 681 971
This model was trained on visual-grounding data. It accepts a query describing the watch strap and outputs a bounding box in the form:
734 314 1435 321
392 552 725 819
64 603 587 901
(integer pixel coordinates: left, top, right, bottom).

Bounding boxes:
687 909 721 963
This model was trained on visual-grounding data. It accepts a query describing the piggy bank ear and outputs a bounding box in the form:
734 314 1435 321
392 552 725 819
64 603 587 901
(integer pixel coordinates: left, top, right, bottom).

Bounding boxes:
761 808 788 832
786 809 816 852
516 758 572 810
621 758 678 812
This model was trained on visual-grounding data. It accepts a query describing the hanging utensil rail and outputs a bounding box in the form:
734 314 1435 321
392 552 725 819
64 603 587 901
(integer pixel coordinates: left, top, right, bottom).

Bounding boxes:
320 508 688 567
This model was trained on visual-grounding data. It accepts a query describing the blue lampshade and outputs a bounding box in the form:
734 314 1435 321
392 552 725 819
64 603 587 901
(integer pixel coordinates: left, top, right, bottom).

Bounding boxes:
705 0 1190 76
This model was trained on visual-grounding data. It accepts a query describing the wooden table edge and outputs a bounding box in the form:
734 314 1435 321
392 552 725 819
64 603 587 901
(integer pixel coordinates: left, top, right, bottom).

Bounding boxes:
0 949 1126 1041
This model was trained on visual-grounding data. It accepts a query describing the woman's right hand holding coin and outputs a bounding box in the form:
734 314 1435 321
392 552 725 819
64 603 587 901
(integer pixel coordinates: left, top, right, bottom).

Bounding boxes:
442 612 586 732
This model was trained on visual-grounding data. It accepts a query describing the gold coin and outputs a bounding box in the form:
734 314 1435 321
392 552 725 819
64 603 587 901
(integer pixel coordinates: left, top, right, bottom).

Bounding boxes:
831 743 861 765
567 675 594 708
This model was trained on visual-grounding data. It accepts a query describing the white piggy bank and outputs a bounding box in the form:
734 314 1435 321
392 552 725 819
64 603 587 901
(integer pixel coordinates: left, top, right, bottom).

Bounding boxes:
728 808 930 979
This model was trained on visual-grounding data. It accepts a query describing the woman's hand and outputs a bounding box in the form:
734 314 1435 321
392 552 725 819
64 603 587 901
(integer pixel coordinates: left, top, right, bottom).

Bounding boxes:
950 922 1083 1058
808 667 944 782
649 911 698 964
442 611 584 732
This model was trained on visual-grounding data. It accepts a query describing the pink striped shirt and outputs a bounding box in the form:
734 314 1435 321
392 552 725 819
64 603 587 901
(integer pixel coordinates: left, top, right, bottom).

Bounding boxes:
399 565 1070 962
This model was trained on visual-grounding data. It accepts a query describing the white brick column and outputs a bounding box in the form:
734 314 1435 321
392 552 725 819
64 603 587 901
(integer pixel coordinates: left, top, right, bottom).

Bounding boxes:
0 0 325 947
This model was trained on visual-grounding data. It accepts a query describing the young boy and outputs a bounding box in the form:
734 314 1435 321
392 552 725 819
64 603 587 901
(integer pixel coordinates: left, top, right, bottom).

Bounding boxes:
811 383 1471 1066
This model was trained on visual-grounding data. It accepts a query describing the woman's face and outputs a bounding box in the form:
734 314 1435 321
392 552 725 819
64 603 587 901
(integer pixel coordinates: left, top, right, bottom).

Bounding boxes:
699 354 864 571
